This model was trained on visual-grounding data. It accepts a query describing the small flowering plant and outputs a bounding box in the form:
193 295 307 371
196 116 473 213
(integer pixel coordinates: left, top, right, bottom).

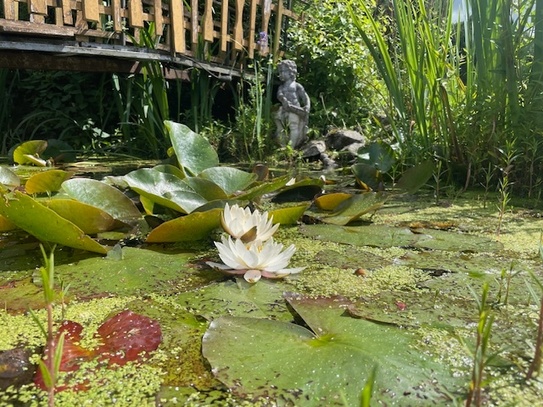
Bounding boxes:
206 204 304 283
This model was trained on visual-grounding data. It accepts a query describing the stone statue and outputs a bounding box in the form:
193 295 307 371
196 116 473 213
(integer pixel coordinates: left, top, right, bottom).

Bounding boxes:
274 60 310 149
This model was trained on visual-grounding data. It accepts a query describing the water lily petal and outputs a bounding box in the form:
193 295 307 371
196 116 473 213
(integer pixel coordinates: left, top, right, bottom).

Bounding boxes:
243 269 262 283
260 243 297 272
221 203 278 243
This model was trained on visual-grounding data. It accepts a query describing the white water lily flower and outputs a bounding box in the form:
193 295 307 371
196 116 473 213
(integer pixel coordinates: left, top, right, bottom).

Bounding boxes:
221 203 279 244
206 236 305 283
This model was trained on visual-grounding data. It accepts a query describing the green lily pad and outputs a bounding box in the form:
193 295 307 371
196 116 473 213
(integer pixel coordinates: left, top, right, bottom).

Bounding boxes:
0 214 17 231
146 208 222 242
319 192 387 225
0 167 21 188
300 224 503 252
12 140 48 165
0 191 107 254
199 167 257 196
202 293 462 406
42 199 117 234
123 168 204 214
182 177 228 201
153 163 187 179
395 161 435 194
62 178 141 221
166 121 219 175
25 170 72 194
235 175 291 201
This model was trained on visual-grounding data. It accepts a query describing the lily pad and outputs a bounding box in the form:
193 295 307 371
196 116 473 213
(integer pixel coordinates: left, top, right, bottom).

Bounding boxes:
0 214 17 232
268 204 309 225
166 121 219 175
199 167 257 196
395 161 435 194
314 192 352 210
319 192 387 225
202 293 462 406
0 167 20 188
25 170 72 194
12 140 48 165
62 178 140 221
146 209 222 242
0 191 107 254
42 199 117 234
300 224 503 252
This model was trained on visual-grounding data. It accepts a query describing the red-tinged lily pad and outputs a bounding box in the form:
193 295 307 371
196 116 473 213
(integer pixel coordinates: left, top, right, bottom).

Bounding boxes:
96 310 162 366
62 178 141 221
34 311 162 391
202 293 463 406
0 191 107 254
25 170 72 195
146 208 222 242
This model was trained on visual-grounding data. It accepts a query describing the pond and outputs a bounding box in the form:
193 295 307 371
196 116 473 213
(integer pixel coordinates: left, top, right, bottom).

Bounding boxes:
1 127 543 406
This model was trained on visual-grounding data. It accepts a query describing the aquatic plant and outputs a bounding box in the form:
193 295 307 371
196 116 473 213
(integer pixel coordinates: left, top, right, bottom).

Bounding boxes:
220 202 279 243
206 235 304 283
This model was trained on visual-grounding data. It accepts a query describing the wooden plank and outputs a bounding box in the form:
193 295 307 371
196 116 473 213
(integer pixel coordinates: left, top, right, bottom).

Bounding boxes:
247 0 258 58
220 0 228 52
190 0 198 50
3 0 17 20
170 0 186 53
273 0 283 61
28 0 47 22
128 0 144 28
154 0 163 36
202 0 213 42
82 0 100 23
62 0 74 25
260 0 271 55
112 0 122 32
232 0 244 51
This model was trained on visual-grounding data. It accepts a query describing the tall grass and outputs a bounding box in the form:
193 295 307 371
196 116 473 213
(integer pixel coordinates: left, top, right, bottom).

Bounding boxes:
347 0 543 191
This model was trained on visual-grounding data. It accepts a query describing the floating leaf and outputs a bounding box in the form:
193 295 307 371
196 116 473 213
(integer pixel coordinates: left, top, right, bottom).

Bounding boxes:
395 161 434 194
0 191 107 254
146 209 222 242
320 192 387 225
153 164 187 179
0 214 17 232
315 192 352 210
123 168 203 214
199 167 257 196
357 141 396 173
182 177 228 201
0 167 20 188
43 199 116 234
12 140 48 165
268 204 309 225
235 175 291 201
166 121 219 175
42 139 76 163
62 178 141 221
351 163 381 190
202 294 462 406
25 170 72 194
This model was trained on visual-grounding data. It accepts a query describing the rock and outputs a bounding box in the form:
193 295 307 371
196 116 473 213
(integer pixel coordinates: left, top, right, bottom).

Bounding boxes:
0 348 35 390
301 140 327 159
325 129 367 151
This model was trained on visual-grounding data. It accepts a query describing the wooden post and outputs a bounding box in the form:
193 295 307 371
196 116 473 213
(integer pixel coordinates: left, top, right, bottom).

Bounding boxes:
170 0 186 53
220 0 228 52
273 0 283 61
82 0 100 23
112 0 122 32
247 0 258 58
260 0 271 56
232 0 244 51
28 0 47 23
191 0 199 52
62 0 74 25
3 0 16 20
154 0 163 36
202 0 214 42
129 0 144 28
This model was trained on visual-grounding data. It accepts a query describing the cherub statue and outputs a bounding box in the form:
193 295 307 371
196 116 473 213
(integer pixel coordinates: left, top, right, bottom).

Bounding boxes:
274 60 310 149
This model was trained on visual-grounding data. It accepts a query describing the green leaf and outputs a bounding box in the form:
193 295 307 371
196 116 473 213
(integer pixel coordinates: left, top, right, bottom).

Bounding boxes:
182 177 228 201
123 168 204 214
319 193 387 225
13 140 48 165
146 208 222 242
199 167 257 196
0 191 107 254
395 161 434 194
43 199 117 234
202 294 461 406
0 167 21 188
166 121 219 175
268 204 309 225
351 163 381 191
25 170 72 194
235 175 291 201
62 178 141 221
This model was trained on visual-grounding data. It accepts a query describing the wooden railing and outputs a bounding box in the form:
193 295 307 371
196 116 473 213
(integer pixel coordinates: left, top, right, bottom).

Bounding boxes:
0 0 299 74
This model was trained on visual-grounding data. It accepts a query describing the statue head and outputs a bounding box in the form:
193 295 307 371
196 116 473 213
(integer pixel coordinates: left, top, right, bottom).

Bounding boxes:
278 60 297 81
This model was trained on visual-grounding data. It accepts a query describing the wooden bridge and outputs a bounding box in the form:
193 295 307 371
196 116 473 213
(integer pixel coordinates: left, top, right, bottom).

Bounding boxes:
0 0 302 78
